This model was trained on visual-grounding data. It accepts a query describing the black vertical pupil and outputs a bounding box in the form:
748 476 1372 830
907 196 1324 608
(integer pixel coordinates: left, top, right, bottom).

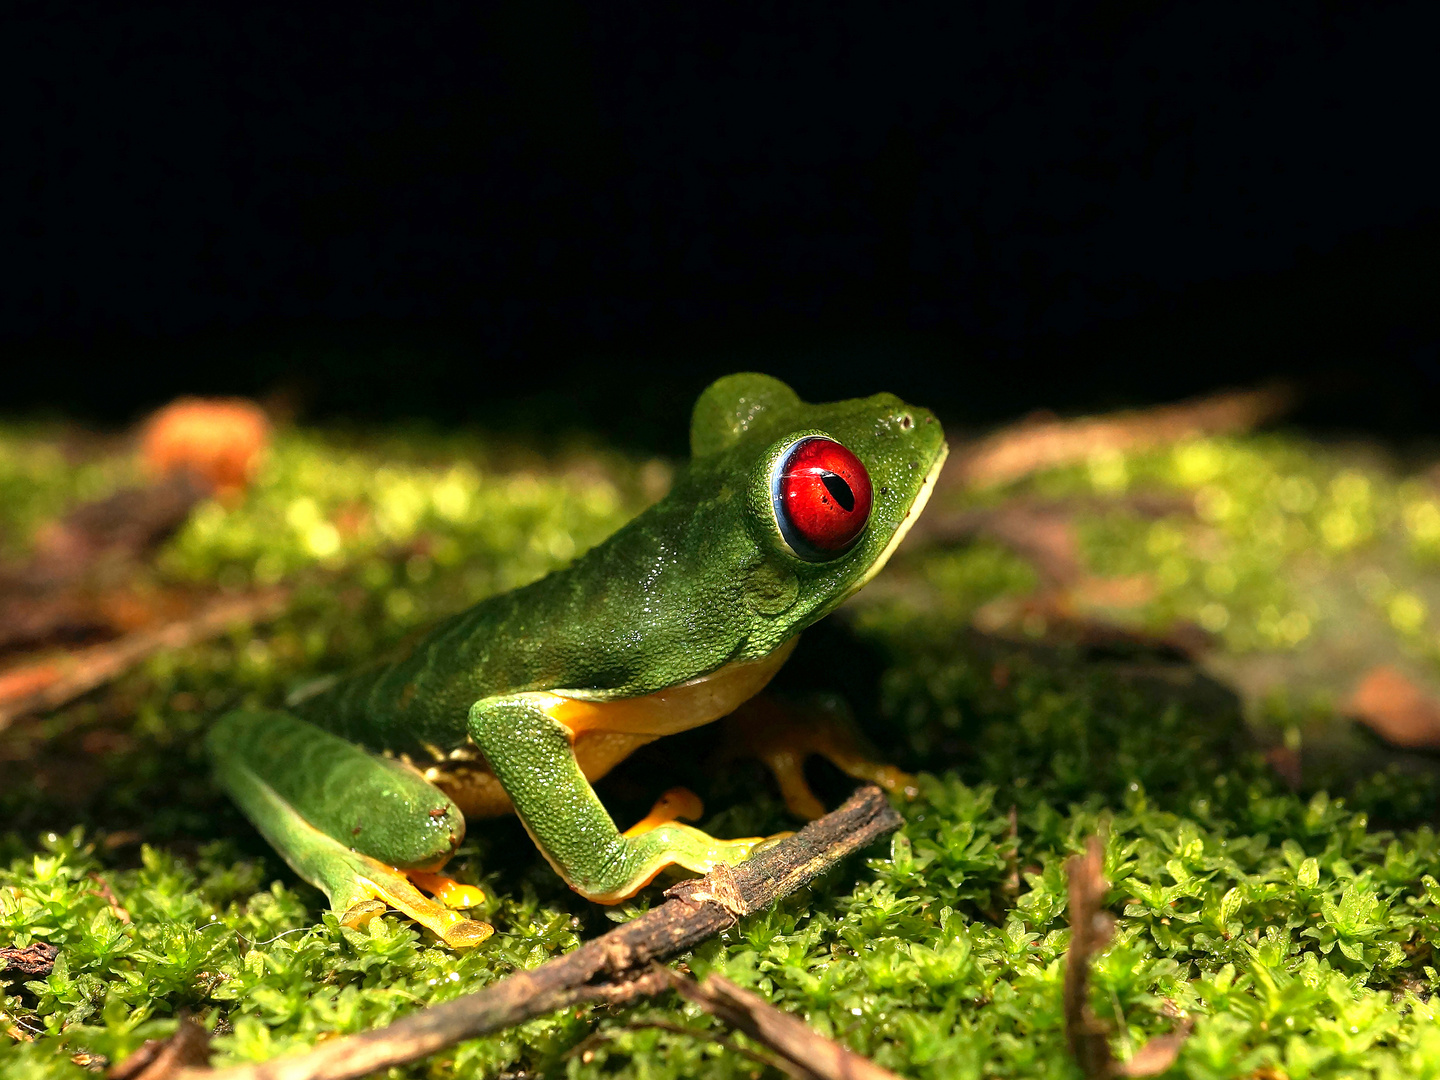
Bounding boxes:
820 471 856 512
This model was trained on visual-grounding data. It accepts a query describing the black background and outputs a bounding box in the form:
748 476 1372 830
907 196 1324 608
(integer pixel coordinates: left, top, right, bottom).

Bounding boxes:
4 2 1437 452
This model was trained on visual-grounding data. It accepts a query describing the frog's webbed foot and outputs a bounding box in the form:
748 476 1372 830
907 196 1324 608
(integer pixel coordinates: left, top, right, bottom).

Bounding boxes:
717 694 918 820
333 856 493 948
622 787 705 837
405 868 487 910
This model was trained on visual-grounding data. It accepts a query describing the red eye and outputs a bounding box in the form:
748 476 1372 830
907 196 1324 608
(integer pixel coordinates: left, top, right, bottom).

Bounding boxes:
771 437 873 560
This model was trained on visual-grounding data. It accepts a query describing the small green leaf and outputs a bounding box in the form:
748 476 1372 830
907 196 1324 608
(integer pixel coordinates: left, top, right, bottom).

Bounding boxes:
1297 857 1320 890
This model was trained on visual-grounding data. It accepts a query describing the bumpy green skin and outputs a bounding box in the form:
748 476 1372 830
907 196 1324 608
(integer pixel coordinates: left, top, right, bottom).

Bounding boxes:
208 374 947 910
209 710 463 867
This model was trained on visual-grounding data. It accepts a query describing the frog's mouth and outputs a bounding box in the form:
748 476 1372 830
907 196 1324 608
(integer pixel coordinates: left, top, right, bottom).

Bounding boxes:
845 439 949 599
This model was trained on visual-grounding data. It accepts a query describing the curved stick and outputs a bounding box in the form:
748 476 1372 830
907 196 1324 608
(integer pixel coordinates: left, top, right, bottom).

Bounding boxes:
167 785 903 1080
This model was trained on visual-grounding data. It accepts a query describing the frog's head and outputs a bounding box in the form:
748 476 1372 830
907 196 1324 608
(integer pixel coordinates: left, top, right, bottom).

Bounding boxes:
684 373 948 657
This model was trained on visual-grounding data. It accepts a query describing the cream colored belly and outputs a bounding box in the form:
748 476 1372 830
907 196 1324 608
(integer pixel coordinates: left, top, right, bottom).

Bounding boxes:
426 637 798 818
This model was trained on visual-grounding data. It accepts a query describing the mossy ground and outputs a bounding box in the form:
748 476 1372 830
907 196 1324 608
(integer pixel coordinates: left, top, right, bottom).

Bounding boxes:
4 420 1440 1078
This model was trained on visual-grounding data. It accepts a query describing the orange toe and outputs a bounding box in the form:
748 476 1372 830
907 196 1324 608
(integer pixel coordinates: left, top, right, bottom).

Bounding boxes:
623 787 705 837
405 869 486 909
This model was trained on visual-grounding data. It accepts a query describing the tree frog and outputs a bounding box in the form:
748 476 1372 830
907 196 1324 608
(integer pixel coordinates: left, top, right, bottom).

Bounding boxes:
207 374 948 946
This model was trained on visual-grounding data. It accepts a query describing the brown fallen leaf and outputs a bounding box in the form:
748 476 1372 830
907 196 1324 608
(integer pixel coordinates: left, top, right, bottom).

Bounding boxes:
1344 665 1440 750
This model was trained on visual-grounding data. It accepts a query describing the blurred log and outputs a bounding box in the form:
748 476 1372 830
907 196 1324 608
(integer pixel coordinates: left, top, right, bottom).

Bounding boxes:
948 384 1294 490
0 397 272 657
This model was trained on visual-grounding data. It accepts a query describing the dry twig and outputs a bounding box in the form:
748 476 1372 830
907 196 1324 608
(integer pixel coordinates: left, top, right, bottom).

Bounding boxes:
564 1017 806 1079
88 873 134 924
1065 836 1190 1079
1065 836 1118 1077
127 785 903 1080
0 588 291 732
666 969 902 1080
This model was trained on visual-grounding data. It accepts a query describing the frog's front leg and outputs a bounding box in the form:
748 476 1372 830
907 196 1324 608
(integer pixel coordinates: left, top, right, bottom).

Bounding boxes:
208 710 493 947
469 695 767 903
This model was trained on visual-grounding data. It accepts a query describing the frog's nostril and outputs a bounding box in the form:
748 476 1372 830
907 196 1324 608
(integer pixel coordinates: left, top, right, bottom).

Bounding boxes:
899 414 913 430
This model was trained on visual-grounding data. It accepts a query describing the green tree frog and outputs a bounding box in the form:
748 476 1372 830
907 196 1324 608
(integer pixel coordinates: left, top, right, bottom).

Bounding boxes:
207 374 948 945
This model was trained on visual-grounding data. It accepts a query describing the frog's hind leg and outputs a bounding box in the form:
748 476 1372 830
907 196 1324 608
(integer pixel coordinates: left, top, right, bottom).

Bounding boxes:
208 709 493 947
717 695 919 820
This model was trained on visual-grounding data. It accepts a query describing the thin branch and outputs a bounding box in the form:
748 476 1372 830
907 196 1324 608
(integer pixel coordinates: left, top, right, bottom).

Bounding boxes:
88 873 134 924
564 1018 809 1080
1065 836 1116 1080
0 588 291 731
666 970 902 1080
1064 835 1191 1080
155 785 903 1080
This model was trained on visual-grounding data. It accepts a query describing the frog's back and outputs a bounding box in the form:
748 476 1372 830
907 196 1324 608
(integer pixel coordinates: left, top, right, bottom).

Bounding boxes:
291 585 533 754
290 498 752 755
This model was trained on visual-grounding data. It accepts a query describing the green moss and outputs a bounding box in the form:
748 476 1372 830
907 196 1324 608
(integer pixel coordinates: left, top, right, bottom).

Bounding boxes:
4 422 1440 1078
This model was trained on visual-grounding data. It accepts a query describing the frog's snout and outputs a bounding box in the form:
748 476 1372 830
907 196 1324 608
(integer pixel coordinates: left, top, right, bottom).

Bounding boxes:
888 405 946 463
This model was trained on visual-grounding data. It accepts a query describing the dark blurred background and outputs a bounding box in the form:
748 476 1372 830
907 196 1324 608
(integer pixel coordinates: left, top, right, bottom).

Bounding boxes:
4 2 1437 452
